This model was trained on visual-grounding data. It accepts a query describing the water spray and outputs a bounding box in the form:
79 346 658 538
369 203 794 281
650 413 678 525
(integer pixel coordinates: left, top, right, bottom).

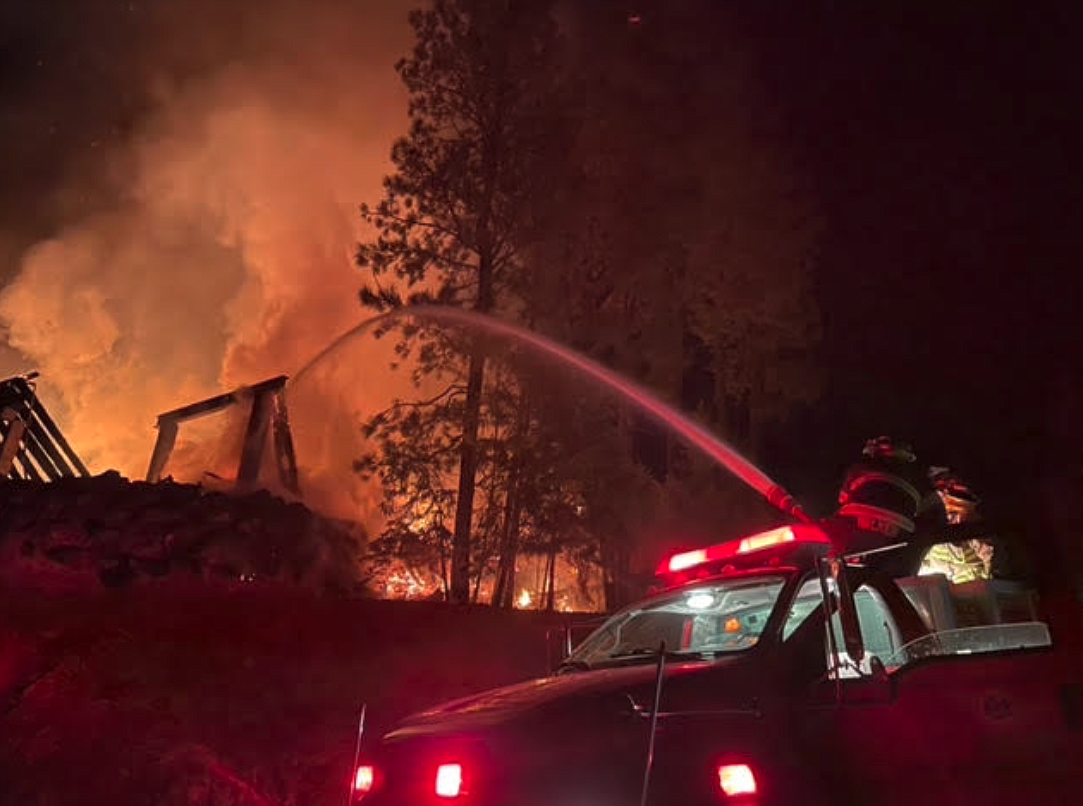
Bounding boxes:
292 305 812 524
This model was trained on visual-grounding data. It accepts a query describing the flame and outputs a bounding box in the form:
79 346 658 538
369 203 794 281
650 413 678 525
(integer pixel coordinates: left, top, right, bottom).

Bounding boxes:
0 2 413 529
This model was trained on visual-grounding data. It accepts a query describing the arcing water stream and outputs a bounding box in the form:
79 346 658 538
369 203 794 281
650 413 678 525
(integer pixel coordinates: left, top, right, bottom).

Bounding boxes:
291 305 812 524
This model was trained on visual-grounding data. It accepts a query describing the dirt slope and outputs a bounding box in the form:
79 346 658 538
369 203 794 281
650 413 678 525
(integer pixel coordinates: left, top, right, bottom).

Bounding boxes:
0 476 591 803
0 580 578 805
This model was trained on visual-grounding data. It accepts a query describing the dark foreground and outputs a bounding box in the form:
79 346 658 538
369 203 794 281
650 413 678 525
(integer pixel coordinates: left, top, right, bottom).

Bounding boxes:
0 579 573 805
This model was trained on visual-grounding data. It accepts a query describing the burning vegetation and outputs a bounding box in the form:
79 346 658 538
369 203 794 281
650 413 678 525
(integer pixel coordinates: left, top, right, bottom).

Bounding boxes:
351 0 821 610
0 0 821 614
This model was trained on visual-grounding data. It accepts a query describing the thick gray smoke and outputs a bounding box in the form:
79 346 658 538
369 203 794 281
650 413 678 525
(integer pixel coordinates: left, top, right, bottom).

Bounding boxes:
0 1 415 525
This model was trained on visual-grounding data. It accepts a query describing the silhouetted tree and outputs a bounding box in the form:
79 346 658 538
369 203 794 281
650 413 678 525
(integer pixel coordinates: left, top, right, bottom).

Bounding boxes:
357 0 564 603
360 2 822 611
517 2 823 603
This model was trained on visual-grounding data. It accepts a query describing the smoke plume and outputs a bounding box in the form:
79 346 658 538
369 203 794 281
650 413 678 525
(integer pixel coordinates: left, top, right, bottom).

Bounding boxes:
0 1 416 525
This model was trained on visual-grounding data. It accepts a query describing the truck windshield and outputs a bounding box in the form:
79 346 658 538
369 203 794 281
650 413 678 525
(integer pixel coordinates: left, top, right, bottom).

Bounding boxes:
565 575 787 669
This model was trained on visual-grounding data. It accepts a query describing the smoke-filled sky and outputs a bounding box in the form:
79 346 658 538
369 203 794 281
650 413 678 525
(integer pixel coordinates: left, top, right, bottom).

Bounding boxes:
0 0 415 517
2 0 1080 530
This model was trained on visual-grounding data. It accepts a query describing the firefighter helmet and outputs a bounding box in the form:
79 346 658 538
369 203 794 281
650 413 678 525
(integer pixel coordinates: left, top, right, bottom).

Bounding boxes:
928 466 980 524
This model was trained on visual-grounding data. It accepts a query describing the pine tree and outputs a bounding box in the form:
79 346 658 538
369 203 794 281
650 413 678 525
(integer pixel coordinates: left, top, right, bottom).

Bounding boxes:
359 2 822 610
357 0 563 603
516 2 823 604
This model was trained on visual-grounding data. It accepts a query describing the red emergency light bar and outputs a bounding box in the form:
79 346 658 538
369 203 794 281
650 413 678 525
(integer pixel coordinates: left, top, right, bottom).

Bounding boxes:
658 525 830 576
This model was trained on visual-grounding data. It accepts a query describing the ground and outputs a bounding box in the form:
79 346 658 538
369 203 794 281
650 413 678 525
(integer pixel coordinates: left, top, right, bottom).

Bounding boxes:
0 578 575 805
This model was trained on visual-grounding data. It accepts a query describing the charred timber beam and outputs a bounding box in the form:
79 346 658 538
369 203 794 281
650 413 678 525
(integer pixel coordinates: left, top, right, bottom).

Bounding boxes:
21 423 63 480
27 409 77 477
155 390 240 425
246 375 289 396
145 420 179 484
16 451 41 481
155 376 288 425
30 401 89 476
146 376 290 484
236 386 275 490
0 377 36 410
0 408 26 478
271 391 300 494
0 374 89 479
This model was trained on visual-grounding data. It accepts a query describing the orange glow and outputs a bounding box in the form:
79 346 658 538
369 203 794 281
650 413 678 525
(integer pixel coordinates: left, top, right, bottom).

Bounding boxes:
0 3 413 531
380 563 441 599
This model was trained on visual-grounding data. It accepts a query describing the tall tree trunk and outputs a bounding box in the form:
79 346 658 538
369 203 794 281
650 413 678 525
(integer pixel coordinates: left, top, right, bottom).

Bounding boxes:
544 532 558 612
450 347 486 603
601 540 616 611
492 397 531 608
601 537 631 611
450 119 497 603
492 475 523 607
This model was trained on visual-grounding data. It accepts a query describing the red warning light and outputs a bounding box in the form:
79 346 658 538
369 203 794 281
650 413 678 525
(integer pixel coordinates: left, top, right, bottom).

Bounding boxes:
667 548 708 572
435 763 463 798
354 764 374 795
737 526 797 554
658 526 830 577
718 763 757 796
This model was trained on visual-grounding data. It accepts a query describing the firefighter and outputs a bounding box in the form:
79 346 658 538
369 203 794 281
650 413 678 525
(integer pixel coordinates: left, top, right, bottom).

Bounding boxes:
825 436 944 555
919 466 993 582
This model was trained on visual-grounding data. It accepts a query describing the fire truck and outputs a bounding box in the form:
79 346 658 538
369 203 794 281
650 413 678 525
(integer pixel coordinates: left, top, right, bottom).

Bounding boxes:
350 522 1083 805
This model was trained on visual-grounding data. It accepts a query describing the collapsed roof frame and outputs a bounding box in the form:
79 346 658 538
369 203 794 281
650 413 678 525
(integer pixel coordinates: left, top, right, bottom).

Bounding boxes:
145 375 300 494
0 373 90 481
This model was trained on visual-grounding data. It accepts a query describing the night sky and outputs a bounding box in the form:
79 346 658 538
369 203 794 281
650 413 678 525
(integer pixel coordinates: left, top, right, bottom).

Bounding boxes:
739 4 1082 521
0 1 234 271
1 2 1080 524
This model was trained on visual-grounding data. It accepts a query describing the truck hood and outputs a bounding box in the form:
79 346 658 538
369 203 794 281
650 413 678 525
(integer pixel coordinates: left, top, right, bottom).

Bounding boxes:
385 655 759 739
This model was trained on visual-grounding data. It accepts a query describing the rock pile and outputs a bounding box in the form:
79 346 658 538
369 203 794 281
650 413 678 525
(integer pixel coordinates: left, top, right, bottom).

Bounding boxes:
0 472 366 594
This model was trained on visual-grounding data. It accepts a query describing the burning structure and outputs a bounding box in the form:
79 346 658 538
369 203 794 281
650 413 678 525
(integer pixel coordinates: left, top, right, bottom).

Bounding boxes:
0 373 89 481
0 373 364 594
0 371 302 495
146 375 300 495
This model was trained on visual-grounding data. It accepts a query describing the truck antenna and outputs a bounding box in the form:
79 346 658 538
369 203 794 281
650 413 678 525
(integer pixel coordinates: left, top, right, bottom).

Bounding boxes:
639 640 667 806
346 703 366 806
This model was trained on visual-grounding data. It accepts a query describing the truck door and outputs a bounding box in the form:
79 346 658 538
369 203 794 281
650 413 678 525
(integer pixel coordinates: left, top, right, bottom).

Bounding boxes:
790 571 1079 804
818 578 955 804
785 574 934 804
